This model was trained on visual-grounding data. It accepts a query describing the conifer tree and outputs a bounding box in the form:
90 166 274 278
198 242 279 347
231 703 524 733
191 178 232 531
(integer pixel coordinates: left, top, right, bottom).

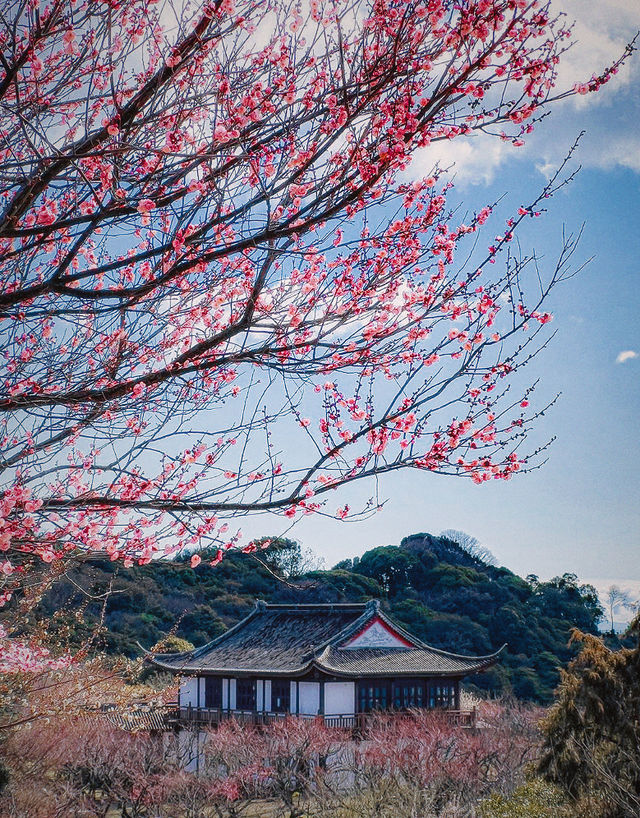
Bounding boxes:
539 616 640 818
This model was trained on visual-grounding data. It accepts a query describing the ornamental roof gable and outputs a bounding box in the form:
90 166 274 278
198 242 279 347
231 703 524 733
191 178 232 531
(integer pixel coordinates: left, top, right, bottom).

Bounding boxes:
341 616 416 649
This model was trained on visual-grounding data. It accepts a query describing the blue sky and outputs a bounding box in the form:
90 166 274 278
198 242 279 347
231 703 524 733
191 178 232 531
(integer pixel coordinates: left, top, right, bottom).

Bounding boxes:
241 0 640 603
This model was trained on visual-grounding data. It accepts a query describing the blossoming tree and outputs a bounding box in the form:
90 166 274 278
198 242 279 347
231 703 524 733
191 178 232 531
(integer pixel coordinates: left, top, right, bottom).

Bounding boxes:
0 0 631 652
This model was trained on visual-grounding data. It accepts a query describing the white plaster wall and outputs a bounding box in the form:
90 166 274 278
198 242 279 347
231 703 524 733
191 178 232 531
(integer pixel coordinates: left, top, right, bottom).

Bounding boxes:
290 680 297 714
229 678 237 710
198 677 205 707
257 679 264 711
264 679 272 711
222 678 229 709
324 682 355 716
178 729 203 773
179 676 198 707
298 681 320 715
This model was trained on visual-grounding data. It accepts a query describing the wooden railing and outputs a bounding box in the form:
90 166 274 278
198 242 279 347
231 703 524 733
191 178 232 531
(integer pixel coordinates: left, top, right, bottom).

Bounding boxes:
171 707 477 730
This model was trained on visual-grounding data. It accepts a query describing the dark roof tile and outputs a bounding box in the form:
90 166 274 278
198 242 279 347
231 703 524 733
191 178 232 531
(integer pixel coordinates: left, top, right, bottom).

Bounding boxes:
316 645 502 677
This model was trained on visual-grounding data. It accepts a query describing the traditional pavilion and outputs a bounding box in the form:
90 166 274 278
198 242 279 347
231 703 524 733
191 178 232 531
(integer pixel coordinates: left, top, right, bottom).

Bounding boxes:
152 600 503 724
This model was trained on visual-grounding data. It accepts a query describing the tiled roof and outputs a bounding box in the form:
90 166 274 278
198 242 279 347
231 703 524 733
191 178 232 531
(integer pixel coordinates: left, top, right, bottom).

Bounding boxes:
78 706 174 732
150 601 503 677
315 645 501 677
151 602 371 674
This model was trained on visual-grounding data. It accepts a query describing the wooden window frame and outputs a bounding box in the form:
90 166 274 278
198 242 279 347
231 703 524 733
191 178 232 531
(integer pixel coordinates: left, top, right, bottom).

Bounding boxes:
428 680 456 709
392 678 425 710
236 678 256 711
271 679 290 713
357 679 390 713
205 676 222 709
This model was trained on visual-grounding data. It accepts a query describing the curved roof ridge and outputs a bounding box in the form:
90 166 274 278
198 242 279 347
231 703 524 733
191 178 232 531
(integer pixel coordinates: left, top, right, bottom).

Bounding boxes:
374 608 507 661
312 642 506 678
402 636 508 663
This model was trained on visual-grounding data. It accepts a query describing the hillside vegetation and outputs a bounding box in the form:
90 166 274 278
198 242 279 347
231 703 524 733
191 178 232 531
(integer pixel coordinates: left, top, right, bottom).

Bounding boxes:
34 533 603 702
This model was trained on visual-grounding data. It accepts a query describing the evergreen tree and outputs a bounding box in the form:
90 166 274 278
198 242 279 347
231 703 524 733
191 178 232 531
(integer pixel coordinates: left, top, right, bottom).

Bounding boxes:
539 616 640 818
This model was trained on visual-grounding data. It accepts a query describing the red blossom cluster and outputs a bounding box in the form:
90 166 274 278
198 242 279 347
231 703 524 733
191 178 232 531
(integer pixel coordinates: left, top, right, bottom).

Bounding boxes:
0 0 632 669
0 623 71 674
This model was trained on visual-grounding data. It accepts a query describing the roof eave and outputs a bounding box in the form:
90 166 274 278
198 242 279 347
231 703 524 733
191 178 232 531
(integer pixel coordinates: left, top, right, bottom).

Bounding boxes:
149 661 318 677
312 660 500 677
150 650 503 677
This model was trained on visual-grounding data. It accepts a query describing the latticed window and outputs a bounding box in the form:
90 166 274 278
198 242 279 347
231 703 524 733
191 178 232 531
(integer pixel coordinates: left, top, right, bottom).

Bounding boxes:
236 678 256 710
271 680 290 713
428 682 456 708
205 676 222 708
358 680 389 712
392 679 425 709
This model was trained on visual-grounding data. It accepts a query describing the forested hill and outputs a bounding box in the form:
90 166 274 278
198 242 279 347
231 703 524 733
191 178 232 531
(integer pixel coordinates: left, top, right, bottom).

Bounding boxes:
36 532 603 702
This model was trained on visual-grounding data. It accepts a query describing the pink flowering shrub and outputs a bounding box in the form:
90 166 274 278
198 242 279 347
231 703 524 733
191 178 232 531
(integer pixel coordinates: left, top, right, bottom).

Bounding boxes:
350 703 542 811
0 701 547 817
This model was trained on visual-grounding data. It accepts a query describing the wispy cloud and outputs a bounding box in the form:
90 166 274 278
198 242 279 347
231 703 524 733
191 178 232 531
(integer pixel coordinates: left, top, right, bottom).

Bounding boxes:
616 349 638 364
553 0 640 105
407 1 640 186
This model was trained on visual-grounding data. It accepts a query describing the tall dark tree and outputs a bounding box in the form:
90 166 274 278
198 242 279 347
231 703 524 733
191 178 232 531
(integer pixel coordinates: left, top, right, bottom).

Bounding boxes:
539 617 640 818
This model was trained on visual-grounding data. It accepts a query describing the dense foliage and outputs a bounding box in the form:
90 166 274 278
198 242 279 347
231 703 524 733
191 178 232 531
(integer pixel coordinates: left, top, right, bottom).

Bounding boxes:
539 617 640 817
31 533 603 702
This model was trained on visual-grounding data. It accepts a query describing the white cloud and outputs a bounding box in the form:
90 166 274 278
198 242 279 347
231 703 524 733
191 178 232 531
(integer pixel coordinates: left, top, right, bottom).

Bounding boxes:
616 349 638 363
583 577 640 598
552 0 640 106
409 133 513 187
583 134 640 173
407 1 640 185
